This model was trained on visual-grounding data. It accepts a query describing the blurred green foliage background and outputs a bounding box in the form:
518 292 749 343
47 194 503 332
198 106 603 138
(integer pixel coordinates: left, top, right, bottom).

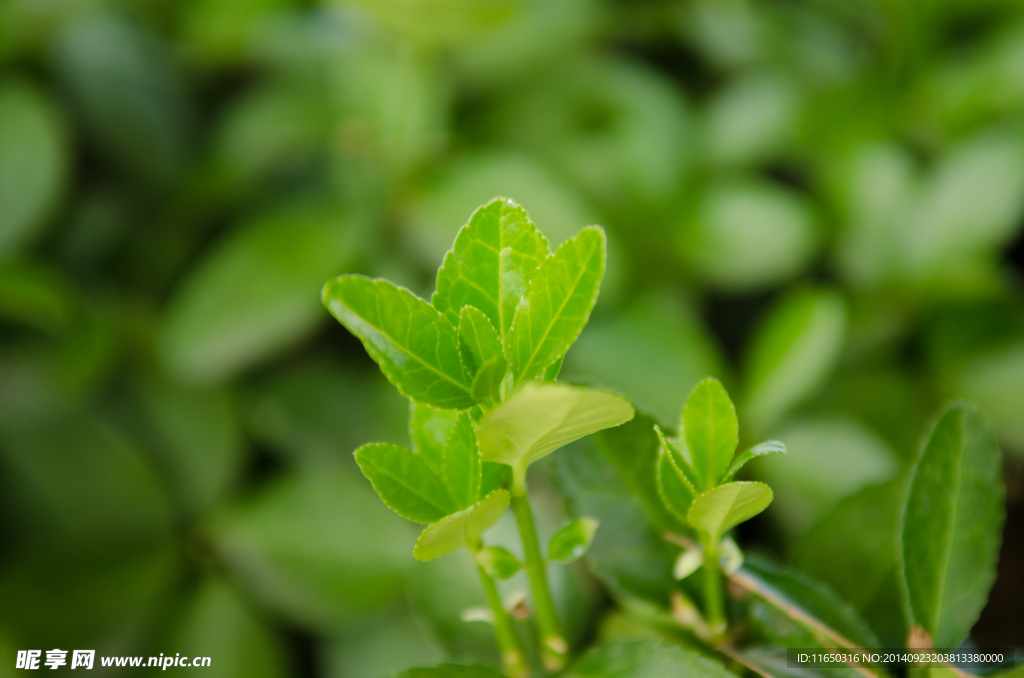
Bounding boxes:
1 0 1023 675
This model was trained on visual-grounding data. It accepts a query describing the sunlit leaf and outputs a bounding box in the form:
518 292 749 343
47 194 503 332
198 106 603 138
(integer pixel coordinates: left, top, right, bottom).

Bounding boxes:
432 197 549 344
474 545 521 579
323 274 475 409
476 382 633 479
414 490 510 561
548 517 598 563
510 227 606 384
682 377 738 490
442 412 482 509
458 305 504 378
354 442 456 523
902 402 1004 648
656 444 696 526
721 440 785 483
687 481 773 541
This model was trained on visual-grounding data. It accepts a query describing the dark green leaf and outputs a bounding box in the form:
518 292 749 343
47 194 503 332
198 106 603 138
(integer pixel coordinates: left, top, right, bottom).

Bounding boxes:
510 226 606 384
743 287 847 434
432 198 549 344
591 413 687 533
687 481 773 541
167 578 287 678
53 13 188 187
414 490 510 561
722 440 786 483
395 664 506 678
458 305 503 377
794 478 910 647
548 517 598 563
212 465 413 628
549 440 677 607
742 557 881 651
474 545 521 579
161 203 355 384
354 442 456 523
902 402 1004 648
566 639 736 678
137 377 243 516
323 274 475 409
682 377 738 490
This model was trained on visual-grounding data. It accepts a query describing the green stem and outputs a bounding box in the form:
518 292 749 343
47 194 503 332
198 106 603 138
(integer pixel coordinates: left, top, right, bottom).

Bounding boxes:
475 554 528 678
510 489 567 672
702 534 726 640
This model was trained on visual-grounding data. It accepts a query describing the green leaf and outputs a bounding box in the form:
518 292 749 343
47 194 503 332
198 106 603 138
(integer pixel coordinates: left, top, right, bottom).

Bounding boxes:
743 287 847 434
510 226 607 384
682 377 738 490
742 557 881 651
354 443 456 523
794 479 910 647
458 305 503 377
654 425 699 493
476 382 634 480
53 14 188 187
901 401 1004 648
137 377 243 517
211 465 413 628
566 639 736 678
474 545 521 579
410 401 459 469
548 517 599 563
549 438 677 606
442 412 482 509
758 416 898 533
160 203 355 384
166 578 287 678
414 490 510 561
687 481 773 541
0 81 67 256
323 274 475 409
679 177 817 291
471 356 507 403
395 664 506 678
591 413 687 534
722 440 786 483
656 444 696 526
432 198 549 344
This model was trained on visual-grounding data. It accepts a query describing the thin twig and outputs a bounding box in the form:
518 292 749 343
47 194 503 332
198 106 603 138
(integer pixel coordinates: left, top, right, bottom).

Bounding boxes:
716 645 773 678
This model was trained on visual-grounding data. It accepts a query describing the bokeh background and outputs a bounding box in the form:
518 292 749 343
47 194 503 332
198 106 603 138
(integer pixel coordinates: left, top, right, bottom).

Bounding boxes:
1 0 1022 675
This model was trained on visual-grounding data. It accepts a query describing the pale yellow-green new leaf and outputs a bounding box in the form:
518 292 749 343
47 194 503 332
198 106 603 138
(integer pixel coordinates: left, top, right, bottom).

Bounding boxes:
476 382 634 485
687 481 773 541
413 489 509 561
